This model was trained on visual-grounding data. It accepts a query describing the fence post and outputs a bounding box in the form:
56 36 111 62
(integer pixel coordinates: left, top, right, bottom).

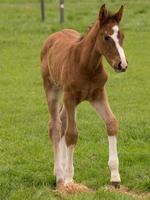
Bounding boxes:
60 0 64 23
41 0 45 21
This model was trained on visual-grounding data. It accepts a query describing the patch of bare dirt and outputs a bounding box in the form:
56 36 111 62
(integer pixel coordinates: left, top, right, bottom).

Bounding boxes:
105 185 150 200
54 182 150 199
57 182 93 196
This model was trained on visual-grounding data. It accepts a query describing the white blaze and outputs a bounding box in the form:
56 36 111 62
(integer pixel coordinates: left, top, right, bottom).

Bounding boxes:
110 25 127 69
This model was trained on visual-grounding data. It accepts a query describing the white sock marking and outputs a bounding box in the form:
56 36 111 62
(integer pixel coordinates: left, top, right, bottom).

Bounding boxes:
53 143 64 182
108 136 121 182
59 136 67 171
59 136 74 184
110 25 127 68
65 145 74 184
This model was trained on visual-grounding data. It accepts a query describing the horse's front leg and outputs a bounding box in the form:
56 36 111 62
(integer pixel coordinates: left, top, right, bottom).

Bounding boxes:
63 91 78 184
90 88 121 188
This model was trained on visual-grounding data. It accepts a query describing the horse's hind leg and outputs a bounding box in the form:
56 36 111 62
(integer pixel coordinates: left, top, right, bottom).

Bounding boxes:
59 106 67 174
62 91 79 184
59 105 74 184
42 76 64 187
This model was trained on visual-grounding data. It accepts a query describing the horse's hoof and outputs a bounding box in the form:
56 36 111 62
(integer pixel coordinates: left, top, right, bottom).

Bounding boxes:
53 178 56 187
56 178 65 190
111 182 120 189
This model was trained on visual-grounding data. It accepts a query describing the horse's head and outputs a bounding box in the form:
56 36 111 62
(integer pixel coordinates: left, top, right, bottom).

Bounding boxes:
97 4 128 72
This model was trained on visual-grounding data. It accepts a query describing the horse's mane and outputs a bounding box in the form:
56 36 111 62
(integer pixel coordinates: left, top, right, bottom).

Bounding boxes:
79 23 94 41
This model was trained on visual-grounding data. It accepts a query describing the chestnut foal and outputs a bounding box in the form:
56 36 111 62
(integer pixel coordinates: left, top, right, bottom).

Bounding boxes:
41 4 128 189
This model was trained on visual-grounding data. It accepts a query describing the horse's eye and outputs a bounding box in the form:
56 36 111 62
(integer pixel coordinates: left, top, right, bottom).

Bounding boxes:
104 36 110 41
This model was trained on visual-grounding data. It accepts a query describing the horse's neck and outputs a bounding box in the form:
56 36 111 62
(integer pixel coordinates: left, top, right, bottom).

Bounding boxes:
79 20 102 72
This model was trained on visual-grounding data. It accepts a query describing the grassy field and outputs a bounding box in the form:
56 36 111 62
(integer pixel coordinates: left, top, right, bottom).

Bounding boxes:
0 0 150 199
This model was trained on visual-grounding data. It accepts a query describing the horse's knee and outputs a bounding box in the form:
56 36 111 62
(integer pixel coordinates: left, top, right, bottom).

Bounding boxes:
106 118 118 136
48 121 62 143
65 129 78 146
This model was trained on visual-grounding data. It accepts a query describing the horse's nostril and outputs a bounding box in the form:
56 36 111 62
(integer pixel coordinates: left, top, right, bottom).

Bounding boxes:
114 62 127 72
118 62 122 70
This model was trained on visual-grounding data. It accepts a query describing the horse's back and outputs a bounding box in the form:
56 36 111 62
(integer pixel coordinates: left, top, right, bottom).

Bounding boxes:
41 29 80 61
61 29 80 40
41 29 80 56
41 29 80 86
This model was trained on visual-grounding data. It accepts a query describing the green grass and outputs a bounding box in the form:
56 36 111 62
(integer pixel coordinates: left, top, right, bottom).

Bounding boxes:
0 0 150 199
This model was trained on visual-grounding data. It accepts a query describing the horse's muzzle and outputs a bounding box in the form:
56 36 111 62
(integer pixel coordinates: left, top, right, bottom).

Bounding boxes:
114 62 128 73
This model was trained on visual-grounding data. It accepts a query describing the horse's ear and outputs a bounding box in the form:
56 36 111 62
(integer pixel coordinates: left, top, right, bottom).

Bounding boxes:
114 5 124 23
99 4 108 24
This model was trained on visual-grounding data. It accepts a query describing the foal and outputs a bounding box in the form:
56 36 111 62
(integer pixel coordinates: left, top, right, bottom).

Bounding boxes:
41 4 128 189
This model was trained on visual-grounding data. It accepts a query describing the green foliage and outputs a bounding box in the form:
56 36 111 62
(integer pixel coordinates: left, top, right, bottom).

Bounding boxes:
0 0 150 199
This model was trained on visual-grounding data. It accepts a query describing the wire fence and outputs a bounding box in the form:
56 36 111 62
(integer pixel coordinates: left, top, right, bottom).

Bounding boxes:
41 0 65 23
40 0 105 23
